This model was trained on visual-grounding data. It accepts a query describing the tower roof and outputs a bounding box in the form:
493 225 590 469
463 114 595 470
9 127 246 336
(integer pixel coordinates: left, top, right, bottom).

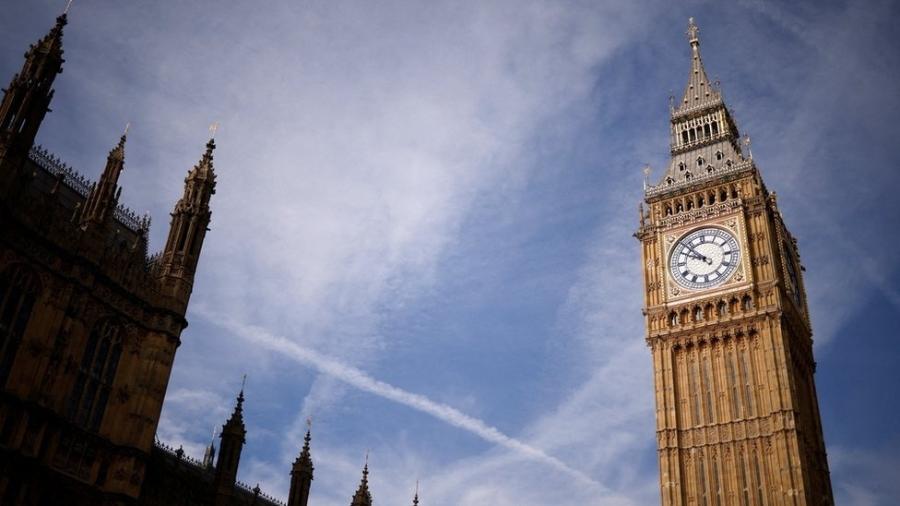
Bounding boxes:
674 18 722 117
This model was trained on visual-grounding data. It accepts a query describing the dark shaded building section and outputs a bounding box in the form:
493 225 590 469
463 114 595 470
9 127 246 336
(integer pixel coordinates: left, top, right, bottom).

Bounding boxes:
0 11 420 506
0 11 292 506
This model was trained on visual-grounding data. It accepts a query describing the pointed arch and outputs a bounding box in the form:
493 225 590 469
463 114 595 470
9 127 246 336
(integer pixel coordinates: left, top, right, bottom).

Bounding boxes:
68 319 124 431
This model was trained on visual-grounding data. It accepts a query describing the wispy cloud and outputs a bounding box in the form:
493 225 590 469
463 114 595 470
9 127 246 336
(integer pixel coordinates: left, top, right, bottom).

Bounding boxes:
203 311 602 488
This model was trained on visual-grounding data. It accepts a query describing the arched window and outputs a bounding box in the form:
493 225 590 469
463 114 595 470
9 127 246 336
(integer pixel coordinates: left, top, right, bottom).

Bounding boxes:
711 121 719 135
704 124 711 138
678 162 686 172
682 131 689 144
665 205 672 216
0 265 40 385
697 157 705 167
698 195 705 208
69 320 123 431
676 202 684 213
720 189 728 202
708 192 716 205
669 312 678 326
685 171 692 181
715 151 723 160
686 199 694 210
689 129 696 142
731 186 739 199
707 165 714 174
694 306 703 322
741 295 753 311
725 159 733 168
717 301 727 316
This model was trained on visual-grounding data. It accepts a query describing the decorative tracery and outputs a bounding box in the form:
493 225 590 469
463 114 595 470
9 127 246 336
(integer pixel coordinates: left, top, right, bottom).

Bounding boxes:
68 319 123 431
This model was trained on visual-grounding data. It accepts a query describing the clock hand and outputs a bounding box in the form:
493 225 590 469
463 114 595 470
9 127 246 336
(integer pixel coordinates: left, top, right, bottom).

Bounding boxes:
683 244 713 264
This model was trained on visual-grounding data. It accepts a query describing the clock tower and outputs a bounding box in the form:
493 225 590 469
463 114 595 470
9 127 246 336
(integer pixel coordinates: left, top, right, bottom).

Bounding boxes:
636 19 834 505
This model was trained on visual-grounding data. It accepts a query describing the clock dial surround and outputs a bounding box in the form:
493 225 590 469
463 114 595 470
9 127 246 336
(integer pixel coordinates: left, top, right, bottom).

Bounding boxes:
669 227 741 290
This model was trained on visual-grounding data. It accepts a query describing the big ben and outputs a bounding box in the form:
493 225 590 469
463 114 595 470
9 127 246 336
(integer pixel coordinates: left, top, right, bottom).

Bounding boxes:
636 19 834 506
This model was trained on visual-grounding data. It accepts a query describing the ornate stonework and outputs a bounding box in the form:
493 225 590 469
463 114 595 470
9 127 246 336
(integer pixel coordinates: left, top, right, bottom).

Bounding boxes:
636 19 834 506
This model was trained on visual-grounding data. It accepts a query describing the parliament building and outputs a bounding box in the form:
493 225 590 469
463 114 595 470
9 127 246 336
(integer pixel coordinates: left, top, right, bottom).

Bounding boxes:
0 8 833 506
0 11 391 506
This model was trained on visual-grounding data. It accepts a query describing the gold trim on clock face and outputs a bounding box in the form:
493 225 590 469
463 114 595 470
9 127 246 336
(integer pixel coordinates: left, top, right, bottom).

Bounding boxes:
668 227 741 290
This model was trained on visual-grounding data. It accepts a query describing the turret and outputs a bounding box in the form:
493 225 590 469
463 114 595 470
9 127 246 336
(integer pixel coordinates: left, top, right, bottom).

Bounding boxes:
287 427 314 506
349 458 372 506
158 137 217 305
213 387 246 506
0 13 66 163
79 133 126 227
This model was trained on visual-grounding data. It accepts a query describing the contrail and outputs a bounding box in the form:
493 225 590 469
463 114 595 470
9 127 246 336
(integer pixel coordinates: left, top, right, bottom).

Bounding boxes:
207 314 600 488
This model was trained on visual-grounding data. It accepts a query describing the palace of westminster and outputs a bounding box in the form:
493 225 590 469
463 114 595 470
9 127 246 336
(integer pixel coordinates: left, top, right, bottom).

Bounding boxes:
0 8 833 506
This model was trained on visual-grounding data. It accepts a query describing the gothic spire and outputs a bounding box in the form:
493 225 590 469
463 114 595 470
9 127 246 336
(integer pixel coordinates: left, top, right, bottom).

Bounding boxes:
0 12 67 159
158 135 218 305
288 423 314 506
80 132 126 226
224 387 245 435
675 17 722 116
412 481 419 506
349 458 372 506
213 384 247 506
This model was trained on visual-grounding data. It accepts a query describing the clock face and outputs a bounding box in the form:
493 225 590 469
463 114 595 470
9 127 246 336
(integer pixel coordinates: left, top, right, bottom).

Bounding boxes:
669 227 741 290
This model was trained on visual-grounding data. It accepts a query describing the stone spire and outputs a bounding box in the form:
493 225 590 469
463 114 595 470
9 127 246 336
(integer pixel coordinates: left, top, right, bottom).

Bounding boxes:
349 457 372 506
202 427 217 470
158 136 217 306
412 481 419 506
0 12 67 162
674 17 722 117
80 133 126 227
213 385 247 506
287 426 314 506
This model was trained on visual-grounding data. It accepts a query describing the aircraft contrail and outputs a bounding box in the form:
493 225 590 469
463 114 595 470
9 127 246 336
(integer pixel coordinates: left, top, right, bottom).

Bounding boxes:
211 315 601 488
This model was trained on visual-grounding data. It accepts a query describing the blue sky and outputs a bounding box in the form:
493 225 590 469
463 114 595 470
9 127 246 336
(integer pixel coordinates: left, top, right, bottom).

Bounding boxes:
3 0 899 504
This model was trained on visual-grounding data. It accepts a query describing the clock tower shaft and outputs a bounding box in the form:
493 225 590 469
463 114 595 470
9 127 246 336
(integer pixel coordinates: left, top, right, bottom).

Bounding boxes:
636 19 833 506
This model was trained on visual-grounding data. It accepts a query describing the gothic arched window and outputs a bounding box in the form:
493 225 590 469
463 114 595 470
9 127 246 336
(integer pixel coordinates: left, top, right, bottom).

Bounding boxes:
697 157 705 167
711 121 719 135
0 265 40 385
68 320 123 431
715 151 723 161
